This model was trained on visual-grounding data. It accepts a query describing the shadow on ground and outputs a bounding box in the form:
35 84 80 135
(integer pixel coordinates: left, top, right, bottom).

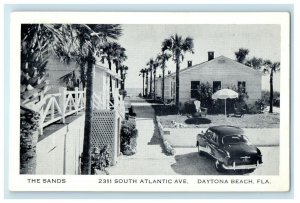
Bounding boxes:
171 152 255 175
184 117 212 125
147 119 170 156
152 105 177 116
134 105 155 119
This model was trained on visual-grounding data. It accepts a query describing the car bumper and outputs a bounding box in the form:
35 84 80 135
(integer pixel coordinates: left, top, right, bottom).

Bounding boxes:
222 160 261 170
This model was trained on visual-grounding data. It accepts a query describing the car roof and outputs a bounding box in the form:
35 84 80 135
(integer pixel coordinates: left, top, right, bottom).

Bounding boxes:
209 125 244 137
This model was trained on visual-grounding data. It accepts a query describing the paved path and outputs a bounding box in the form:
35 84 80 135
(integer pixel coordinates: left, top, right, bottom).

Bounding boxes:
108 98 177 175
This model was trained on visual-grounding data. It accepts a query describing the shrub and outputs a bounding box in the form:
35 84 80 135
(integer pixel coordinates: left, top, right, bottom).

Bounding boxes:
261 90 280 106
163 140 175 155
210 99 236 114
254 99 266 113
244 99 266 114
184 100 196 114
196 82 213 108
91 145 111 175
120 119 138 155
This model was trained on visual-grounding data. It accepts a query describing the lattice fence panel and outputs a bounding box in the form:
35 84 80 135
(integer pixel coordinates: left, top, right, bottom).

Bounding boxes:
91 110 116 163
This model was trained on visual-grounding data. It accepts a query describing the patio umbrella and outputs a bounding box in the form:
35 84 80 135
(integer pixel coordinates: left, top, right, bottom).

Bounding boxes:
212 89 238 116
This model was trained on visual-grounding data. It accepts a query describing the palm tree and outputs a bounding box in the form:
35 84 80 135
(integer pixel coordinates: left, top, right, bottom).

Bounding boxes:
100 42 122 102
263 60 280 113
20 24 69 174
22 24 122 175
146 58 155 98
152 60 160 99
112 45 127 75
245 56 263 69
139 68 147 97
157 52 172 102
78 25 122 174
162 34 194 113
235 48 249 64
119 64 128 91
145 68 149 96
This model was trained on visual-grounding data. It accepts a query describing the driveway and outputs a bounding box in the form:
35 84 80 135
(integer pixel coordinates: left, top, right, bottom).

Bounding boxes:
108 98 279 175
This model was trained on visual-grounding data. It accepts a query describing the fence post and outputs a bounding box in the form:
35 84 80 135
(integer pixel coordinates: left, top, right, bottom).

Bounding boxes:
59 87 67 123
75 87 79 114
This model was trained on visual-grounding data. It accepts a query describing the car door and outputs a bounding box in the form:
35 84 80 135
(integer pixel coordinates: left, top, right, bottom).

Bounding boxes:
198 130 210 147
207 132 219 158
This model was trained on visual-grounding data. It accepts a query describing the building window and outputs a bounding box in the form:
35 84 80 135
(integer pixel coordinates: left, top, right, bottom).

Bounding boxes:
238 81 246 93
213 81 221 93
191 81 200 98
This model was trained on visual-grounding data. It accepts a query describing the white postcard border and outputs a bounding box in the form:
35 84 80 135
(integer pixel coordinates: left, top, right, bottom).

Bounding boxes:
9 12 290 192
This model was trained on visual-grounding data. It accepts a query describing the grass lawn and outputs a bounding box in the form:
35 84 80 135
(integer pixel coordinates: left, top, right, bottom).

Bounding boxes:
154 105 280 128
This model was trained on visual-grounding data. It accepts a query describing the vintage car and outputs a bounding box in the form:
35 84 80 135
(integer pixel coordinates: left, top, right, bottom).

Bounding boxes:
196 125 263 171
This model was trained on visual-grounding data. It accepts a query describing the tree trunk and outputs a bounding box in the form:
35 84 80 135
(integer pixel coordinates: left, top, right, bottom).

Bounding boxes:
162 68 165 102
20 107 39 174
149 67 153 97
153 68 156 99
145 72 148 96
269 69 274 113
115 61 119 74
81 52 95 175
80 62 86 90
120 69 124 90
142 73 145 97
108 59 113 104
175 57 180 113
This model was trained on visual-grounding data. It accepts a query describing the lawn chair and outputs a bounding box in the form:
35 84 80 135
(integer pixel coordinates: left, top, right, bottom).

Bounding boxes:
194 100 208 117
232 105 246 117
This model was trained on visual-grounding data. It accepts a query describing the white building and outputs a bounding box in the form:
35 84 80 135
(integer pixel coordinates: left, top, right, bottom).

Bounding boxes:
155 52 262 106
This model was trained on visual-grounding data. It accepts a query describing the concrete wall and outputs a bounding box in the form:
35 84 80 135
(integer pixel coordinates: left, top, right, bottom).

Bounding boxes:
36 114 84 175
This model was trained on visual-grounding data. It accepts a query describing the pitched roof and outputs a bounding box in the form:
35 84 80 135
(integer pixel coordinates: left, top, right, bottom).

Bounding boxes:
164 55 262 79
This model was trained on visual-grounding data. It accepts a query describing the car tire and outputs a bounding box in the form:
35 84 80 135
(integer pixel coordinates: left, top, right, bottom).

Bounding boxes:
215 160 225 172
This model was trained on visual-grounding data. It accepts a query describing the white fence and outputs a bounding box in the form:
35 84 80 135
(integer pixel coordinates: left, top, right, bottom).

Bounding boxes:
39 87 85 135
39 87 125 135
93 91 125 119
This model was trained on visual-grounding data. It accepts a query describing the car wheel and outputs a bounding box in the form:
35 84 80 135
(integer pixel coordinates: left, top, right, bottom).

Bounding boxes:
215 160 225 172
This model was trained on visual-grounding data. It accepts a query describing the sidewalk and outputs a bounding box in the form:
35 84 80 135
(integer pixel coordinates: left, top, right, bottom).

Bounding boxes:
108 98 176 175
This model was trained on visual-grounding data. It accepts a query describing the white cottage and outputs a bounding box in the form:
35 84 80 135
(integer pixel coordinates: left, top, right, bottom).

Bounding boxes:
155 52 262 105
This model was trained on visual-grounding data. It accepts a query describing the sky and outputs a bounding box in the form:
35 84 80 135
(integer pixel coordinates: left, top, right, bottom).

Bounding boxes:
116 24 281 91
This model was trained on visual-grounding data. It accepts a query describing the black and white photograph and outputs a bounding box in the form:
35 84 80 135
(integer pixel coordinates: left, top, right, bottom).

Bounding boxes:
9 12 290 191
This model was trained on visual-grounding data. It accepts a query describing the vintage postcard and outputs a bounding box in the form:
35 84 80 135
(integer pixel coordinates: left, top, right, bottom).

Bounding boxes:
9 12 290 191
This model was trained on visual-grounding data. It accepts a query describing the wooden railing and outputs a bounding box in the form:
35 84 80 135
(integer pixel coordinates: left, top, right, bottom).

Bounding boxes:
39 87 125 135
39 87 85 135
93 91 125 119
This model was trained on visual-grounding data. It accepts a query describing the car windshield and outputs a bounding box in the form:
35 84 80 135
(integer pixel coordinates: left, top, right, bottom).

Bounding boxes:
222 135 249 145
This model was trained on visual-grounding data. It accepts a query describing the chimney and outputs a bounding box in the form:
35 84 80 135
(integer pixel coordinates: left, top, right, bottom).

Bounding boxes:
187 60 192 67
208 51 214 61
